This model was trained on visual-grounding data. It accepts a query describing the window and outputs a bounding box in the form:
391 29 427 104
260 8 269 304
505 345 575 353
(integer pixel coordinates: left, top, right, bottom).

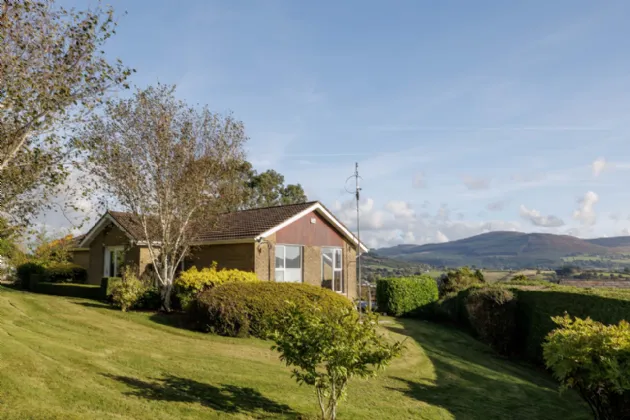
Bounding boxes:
103 246 125 277
275 245 302 283
322 247 343 293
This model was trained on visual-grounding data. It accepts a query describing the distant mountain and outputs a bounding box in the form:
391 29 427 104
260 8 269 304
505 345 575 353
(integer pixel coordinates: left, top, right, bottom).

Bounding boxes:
376 231 630 269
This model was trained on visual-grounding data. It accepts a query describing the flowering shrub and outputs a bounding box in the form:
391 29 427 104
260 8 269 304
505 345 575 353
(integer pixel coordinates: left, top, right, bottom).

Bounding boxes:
175 262 258 309
111 267 145 312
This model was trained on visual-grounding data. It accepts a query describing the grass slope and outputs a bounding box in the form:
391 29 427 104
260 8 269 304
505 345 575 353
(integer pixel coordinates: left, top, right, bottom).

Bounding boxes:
0 286 589 419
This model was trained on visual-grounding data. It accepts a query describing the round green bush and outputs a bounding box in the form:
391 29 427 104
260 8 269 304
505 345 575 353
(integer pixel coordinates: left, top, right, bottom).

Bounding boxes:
16 262 46 289
376 275 438 317
465 287 517 355
44 262 87 284
189 282 354 338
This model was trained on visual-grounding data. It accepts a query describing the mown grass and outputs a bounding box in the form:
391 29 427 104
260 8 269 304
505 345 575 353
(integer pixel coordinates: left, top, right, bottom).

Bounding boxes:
0 286 590 419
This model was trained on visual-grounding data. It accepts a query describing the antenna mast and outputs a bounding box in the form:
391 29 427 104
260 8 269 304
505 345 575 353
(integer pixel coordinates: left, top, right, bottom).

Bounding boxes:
346 163 363 313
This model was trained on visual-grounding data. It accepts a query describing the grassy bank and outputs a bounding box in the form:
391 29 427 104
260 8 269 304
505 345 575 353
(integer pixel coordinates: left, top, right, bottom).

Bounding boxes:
0 286 589 419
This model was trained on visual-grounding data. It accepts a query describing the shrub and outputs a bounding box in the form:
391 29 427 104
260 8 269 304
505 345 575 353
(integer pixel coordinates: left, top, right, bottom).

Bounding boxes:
33 282 102 299
438 267 484 297
543 315 630 420
110 267 145 312
514 286 630 363
190 282 353 338
465 287 517 355
175 263 259 309
101 277 122 301
135 287 161 310
16 262 46 290
376 275 438 316
271 304 403 420
44 262 87 284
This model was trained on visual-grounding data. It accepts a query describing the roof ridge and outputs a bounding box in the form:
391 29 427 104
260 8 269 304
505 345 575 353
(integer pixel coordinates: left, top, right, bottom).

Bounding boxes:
223 200 318 215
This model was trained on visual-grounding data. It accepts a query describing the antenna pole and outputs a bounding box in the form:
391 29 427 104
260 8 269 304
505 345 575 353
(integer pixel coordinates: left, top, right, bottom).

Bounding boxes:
355 162 362 314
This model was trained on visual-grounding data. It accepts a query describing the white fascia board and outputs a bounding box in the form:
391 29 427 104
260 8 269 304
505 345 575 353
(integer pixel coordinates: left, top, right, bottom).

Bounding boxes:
78 213 135 248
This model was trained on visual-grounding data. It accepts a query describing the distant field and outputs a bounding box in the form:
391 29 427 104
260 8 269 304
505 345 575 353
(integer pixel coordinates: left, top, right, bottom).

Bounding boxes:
563 255 630 264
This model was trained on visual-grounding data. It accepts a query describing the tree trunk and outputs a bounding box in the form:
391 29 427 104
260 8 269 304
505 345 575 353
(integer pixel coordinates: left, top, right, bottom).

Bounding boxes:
160 283 173 312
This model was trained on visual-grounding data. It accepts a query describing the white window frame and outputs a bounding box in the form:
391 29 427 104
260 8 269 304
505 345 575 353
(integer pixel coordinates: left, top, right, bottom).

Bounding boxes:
275 244 303 283
322 247 343 293
103 246 125 277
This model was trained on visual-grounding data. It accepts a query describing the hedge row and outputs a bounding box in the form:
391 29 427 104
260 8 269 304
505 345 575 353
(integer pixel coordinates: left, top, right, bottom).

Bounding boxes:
30 276 102 300
17 262 87 288
189 282 354 338
418 282 630 363
376 275 438 316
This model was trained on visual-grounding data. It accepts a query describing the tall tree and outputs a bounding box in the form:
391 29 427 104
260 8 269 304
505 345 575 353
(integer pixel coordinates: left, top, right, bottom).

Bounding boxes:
236 162 307 209
75 85 247 311
0 0 132 225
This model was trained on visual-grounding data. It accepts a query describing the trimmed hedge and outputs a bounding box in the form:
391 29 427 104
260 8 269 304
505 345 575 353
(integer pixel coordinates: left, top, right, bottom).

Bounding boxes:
418 282 630 363
16 262 46 290
45 262 87 284
31 281 102 299
465 287 517 355
515 286 630 362
190 282 354 338
376 275 438 317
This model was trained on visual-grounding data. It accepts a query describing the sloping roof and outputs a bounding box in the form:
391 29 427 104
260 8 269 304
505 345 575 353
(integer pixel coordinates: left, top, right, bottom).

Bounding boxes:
78 201 367 252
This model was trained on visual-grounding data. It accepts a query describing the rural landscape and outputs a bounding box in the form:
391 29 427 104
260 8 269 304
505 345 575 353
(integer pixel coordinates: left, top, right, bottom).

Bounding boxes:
2 1 630 419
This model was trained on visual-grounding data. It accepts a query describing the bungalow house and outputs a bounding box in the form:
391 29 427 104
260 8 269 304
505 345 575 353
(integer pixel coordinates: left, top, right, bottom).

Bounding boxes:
71 201 367 300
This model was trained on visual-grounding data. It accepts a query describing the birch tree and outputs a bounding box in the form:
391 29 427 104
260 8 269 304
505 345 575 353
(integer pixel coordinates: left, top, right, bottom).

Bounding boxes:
0 0 132 225
75 85 247 311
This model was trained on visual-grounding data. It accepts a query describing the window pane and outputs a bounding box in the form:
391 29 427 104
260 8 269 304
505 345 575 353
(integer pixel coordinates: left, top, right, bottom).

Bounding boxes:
285 246 301 269
334 270 344 292
275 246 284 269
334 249 342 269
321 249 334 289
285 268 302 283
275 269 284 282
109 250 116 277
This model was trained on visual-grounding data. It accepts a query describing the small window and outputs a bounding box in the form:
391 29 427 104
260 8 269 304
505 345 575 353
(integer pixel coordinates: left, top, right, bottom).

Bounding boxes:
322 247 343 293
275 245 302 283
104 246 125 277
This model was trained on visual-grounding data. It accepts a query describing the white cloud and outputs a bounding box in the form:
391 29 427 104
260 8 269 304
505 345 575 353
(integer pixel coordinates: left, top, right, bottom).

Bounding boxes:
592 157 607 177
621 228 630 236
573 191 599 226
335 197 521 248
519 205 565 227
435 231 449 243
412 172 427 189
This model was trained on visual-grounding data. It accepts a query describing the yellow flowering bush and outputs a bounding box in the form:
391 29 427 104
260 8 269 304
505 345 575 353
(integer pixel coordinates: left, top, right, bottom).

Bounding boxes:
175 262 258 309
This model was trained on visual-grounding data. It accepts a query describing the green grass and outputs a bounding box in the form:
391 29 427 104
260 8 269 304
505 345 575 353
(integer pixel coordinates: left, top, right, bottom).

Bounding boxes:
0 286 590 419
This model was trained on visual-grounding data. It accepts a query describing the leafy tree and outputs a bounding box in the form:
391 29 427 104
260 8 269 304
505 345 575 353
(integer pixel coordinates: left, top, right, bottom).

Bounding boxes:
0 0 132 226
474 269 485 283
438 266 484 297
544 314 630 420
31 229 74 265
271 304 403 420
234 162 307 210
74 84 247 311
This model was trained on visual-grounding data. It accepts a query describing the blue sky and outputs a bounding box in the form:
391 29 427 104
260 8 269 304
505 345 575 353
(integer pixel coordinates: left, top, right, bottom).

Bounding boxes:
45 0 630 248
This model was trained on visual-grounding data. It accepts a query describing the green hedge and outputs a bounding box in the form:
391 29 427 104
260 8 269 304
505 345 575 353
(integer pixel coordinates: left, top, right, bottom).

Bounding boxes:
418 283 630 363
16 262 46 290
190 282 354 338
515 287 630 362
376 275 439 317
44 262 87 284
31 281 102 299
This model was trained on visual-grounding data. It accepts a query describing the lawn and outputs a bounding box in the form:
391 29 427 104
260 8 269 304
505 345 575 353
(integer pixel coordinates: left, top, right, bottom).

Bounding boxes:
0 286 590 419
